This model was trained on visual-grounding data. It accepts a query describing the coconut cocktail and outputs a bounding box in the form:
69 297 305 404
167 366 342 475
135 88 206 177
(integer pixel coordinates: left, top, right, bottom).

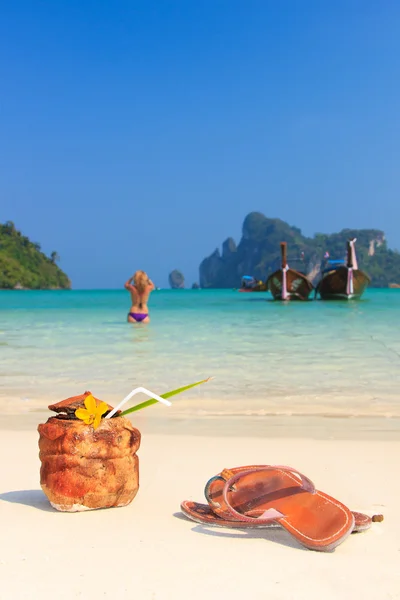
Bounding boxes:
38 379 210 512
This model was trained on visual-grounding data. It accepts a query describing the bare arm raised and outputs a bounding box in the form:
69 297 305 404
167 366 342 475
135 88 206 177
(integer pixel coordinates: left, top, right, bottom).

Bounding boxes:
124 275 136 292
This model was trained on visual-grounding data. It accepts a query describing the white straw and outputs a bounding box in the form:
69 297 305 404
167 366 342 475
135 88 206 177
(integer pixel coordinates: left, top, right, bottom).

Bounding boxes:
105 387 172 419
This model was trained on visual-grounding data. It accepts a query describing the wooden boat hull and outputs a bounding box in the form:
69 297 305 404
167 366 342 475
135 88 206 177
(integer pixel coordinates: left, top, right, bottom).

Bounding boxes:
317 267 370 300
239 283 268 292
267 268 314 301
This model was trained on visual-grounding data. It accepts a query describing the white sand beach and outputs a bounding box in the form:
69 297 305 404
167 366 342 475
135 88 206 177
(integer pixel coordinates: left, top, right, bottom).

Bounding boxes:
1 422 399 600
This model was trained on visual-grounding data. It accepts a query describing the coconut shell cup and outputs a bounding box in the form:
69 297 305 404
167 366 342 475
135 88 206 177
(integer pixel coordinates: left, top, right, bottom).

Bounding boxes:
38 391 141 512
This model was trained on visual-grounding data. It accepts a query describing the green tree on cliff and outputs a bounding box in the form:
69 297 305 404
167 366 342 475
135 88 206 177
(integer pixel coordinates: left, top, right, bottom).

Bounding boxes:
0 222 71 289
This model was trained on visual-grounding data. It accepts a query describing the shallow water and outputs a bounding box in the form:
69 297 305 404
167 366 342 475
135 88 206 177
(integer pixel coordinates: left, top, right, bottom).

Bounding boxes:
0 289 399 418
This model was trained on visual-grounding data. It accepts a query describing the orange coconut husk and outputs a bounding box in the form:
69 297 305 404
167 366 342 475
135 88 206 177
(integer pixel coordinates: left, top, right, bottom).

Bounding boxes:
38 391 141 512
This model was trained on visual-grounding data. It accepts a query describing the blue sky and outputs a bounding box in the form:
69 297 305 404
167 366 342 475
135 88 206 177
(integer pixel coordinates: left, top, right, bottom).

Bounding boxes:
1 1 399 288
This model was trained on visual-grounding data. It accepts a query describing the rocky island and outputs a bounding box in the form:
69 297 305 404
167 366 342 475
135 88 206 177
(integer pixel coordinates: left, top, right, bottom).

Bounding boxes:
0 221 71 289
169 269 185 289
199 212 400 288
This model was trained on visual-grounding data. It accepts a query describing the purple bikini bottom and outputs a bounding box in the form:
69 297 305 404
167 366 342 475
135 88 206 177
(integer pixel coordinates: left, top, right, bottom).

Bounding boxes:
129 312 148 322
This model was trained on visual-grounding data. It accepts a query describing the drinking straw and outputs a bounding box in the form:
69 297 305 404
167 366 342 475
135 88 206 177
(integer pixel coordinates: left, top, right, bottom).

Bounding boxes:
105 387 172 419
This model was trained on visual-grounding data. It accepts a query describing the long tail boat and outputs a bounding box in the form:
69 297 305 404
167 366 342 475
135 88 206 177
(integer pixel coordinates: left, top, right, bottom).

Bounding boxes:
316 238 370 300
239 275 268 292
266 242 314 300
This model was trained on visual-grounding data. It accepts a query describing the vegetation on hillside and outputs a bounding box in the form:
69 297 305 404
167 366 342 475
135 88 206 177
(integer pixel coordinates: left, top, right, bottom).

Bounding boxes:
199 212 400 288
0 221 71 289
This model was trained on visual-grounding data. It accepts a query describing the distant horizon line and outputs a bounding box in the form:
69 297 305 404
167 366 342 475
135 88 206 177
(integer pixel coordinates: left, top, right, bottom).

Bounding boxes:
0 286 396 292
0 287 214 291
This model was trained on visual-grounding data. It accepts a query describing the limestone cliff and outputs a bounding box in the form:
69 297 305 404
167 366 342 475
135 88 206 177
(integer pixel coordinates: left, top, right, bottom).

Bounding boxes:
169 269 185 289
199 212 397 288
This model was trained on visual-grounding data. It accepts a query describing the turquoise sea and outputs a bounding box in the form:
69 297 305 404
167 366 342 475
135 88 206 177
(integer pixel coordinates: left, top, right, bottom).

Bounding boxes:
1 289 400 419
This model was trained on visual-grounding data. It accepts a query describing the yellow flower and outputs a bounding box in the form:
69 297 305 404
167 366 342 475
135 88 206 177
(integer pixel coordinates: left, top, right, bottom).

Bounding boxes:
75 394 109 430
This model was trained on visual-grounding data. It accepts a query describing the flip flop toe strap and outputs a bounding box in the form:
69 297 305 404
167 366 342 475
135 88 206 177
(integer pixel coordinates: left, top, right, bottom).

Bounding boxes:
221 465 316 525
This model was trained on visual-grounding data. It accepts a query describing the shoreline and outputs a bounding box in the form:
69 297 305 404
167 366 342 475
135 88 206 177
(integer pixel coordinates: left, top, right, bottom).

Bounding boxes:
3 412 400 440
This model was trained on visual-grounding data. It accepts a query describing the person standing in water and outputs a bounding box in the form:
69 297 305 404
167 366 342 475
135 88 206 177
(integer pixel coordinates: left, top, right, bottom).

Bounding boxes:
124 270 155 323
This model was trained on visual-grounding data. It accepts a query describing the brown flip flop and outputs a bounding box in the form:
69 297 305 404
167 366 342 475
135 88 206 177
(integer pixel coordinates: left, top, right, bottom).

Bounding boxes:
181 465 381 551
181 500 373 533
204 465 376 532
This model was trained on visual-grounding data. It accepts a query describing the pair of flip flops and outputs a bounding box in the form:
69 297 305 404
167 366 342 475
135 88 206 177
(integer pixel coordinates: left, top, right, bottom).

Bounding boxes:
181 465 383 551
